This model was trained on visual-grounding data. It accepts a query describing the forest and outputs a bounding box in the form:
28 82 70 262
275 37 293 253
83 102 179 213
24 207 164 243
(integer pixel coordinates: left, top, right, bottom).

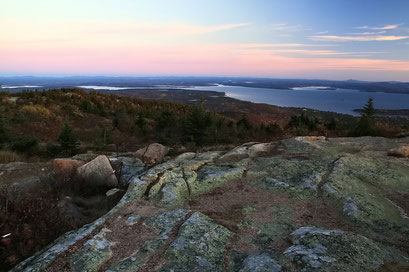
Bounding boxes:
0 88 406 163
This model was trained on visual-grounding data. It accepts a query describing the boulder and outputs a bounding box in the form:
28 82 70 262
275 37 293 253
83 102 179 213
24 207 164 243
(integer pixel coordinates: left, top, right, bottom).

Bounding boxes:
135 143 169 165
388 145 409 157
53 159 84 176
75 155 117 187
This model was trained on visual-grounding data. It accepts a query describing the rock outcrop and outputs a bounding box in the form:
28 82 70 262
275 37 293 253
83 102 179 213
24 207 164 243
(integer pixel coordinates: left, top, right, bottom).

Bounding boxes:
135 143 169 165
11 136 409 272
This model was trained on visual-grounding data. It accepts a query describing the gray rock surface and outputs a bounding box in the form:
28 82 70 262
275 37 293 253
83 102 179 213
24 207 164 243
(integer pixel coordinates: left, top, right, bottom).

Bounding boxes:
240 253 282 272
162 212 233 272
11 137 409 272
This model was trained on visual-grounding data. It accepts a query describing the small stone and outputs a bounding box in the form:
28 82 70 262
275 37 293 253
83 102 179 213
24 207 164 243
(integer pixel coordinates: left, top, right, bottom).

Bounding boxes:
106 188 123 198
388 146 409 157
343 199 360 216
290 227 343 244
127 214 141 224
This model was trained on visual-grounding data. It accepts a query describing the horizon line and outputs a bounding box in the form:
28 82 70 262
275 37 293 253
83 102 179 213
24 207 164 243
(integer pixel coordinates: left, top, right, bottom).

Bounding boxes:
0 74 407 83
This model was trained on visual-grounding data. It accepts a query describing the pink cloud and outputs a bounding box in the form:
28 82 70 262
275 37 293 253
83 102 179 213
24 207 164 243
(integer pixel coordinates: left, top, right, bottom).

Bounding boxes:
1 44 408 79
310 35 409 42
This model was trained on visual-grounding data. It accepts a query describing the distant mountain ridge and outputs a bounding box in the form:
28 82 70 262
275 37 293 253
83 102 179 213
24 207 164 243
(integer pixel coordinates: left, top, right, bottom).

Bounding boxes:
1 76 409 94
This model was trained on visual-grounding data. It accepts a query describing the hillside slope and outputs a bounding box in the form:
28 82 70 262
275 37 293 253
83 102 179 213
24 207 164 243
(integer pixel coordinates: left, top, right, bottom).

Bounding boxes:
0 89 280 160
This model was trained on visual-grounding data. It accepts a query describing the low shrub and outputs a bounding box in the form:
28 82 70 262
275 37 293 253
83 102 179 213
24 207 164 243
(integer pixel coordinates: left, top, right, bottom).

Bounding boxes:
20 105 52 119
0 173 115 270
11 136 39 153
0 150 22 164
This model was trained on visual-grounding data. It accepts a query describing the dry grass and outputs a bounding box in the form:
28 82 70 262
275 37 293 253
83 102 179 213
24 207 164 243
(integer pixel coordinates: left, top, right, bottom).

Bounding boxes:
0 150 23 164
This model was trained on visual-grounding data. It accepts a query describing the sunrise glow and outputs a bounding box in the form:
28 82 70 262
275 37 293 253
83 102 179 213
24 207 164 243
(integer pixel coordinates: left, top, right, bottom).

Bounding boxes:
1 0 409 81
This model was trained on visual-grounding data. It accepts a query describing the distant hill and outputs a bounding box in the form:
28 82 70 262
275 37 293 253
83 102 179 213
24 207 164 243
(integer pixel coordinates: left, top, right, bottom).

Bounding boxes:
1 76 409 94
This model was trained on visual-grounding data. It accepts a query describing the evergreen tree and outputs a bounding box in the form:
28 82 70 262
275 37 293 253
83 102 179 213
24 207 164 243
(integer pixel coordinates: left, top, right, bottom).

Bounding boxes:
237 115 252 130
184 107 213 145
12 135 38 153
287 113 318 135
58 123 79 153
156 110 178 144
325 117 337 130
0 114 9 147
362 97 375 117
135 112 146 130
351 98 377 136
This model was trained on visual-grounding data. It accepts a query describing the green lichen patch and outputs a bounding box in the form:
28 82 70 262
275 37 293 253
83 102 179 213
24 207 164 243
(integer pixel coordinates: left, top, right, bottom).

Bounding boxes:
142 209 190 253
254 205 295 250
191 165 245 195
325 155 409 226
154 177 189 207
162 212 233 272
239 253 282 272
107 255 143 272
242 205 257 215
70 228 112 272
284 226 409 272
107 209 190 272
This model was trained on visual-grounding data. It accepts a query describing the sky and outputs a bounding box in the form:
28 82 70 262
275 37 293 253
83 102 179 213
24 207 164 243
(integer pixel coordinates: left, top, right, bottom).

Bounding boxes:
1 0 409 81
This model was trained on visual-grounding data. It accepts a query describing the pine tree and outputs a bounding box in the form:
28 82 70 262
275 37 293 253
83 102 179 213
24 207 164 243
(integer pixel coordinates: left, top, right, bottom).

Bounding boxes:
0 114 9 146
362 97 375 118
58 123 79 153
184 107 213 145
351 98 377 136
136 112 146 130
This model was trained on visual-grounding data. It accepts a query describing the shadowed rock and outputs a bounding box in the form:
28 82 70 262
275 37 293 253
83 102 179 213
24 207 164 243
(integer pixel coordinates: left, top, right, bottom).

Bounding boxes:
76 155 118 188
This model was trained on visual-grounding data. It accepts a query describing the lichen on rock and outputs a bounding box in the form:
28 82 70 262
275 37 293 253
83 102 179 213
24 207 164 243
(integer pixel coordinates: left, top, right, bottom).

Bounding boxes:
71 228 112 272
162 212 233 272
10 137 409 272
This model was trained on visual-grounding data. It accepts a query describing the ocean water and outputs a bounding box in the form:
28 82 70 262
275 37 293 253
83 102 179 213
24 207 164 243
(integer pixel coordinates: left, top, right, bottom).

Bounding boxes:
1 85 42 89
76 85 135 90
183 85 409 116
